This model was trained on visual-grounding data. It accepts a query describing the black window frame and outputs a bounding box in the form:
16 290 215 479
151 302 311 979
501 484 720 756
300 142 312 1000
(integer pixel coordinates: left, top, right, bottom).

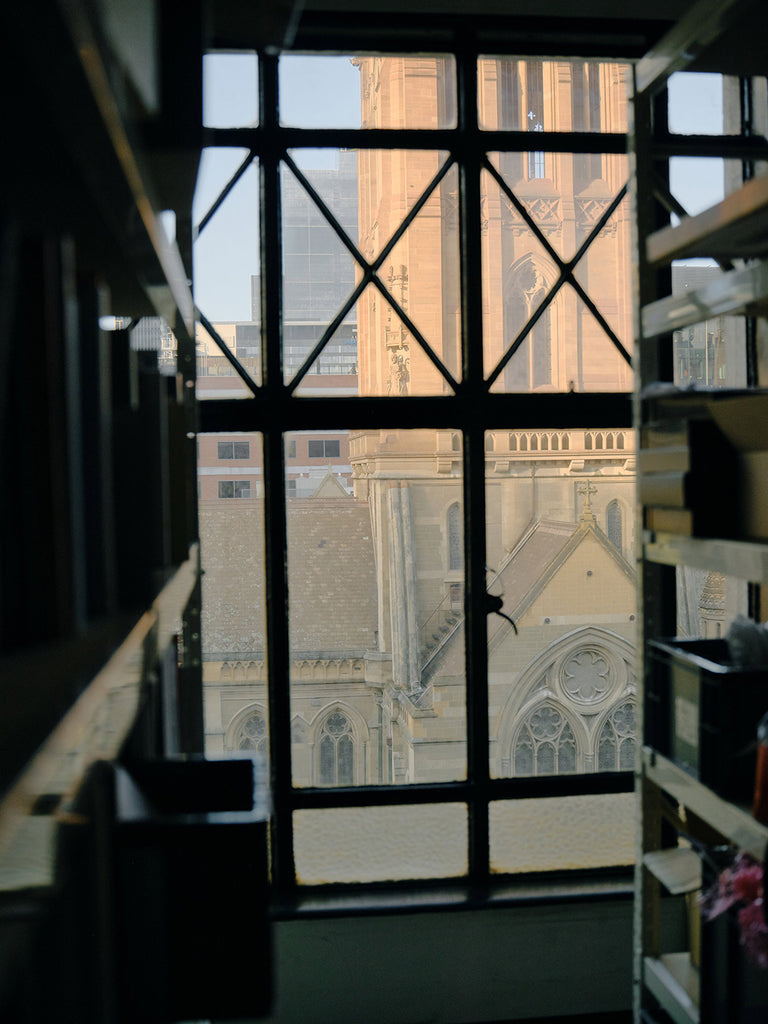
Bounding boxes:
197 28 640 902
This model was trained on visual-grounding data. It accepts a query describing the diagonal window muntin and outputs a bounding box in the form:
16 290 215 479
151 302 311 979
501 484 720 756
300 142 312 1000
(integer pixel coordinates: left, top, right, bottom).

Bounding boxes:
282 150 460 393
483 155 632 389
196 46 636 896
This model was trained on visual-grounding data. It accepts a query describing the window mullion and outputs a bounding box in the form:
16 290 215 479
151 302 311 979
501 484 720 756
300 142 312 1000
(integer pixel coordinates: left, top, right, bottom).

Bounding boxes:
457 44 491 885
260 51 296 895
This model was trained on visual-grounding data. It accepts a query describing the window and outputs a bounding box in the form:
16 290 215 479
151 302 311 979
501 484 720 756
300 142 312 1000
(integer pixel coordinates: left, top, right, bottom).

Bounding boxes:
307 439 341 458
196 46 635 896
232 709 268 753
606 499 623 550
286 439 297 458
217 441 250 460
218 480 251 498
318 710 355 786
448 502 462 571
526 61 546 179
514 704 577 776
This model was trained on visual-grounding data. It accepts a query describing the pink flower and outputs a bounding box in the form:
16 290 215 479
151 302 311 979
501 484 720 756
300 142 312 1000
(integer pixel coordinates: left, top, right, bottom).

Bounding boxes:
732 860 764 905
699 851 768 970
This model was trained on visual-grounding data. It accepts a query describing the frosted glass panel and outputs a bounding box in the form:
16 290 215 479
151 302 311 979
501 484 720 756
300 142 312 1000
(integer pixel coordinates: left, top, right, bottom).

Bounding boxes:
489 794 635 873
294 804 467 883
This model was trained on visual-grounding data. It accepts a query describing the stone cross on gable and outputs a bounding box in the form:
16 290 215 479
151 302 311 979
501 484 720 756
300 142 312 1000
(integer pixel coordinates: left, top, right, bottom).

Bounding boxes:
577 480 597 521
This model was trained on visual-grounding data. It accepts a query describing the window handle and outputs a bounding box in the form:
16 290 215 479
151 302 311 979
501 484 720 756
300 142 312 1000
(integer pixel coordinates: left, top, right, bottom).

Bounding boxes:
485 592 518 635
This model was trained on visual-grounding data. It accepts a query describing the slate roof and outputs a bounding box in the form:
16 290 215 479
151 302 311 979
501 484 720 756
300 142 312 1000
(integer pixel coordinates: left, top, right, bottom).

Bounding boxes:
199 494 378 657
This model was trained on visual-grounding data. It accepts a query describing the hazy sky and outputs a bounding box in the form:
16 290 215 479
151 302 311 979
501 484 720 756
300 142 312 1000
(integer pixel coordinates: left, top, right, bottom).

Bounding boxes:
194 55 361 321
193 58 725 322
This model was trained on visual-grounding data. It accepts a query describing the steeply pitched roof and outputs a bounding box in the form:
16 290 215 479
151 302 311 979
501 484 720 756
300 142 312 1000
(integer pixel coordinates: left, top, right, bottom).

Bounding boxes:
492 515 636 631
199 496 377 656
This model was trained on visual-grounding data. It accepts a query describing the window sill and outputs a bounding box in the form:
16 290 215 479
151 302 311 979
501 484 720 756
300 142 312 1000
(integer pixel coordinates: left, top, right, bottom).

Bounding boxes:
270 869 634 921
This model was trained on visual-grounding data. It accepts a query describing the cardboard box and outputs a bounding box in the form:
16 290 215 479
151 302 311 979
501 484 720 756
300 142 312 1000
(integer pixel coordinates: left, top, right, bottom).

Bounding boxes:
709 394 768 541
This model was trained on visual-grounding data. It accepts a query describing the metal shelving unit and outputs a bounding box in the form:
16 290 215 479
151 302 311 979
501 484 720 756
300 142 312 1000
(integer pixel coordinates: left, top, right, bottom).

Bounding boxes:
632 0 768 1020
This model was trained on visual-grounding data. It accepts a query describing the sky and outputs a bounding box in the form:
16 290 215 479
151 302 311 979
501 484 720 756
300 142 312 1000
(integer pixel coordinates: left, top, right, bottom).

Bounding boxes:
194 55 361 321
192 58 727 323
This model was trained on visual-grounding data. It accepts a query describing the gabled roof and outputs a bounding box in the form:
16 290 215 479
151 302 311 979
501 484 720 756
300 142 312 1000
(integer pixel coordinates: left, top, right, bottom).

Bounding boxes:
489 519 576 614
311 469 351 499
423 514 635 678
493 514 636 627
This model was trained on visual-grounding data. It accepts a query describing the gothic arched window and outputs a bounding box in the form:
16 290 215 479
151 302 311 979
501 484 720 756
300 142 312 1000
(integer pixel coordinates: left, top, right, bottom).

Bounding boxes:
503 258 553 391
514 704 577 776
319 710 355 785
606 500 623 551
235 710 268 753
597 701 636 772
448 502 462 571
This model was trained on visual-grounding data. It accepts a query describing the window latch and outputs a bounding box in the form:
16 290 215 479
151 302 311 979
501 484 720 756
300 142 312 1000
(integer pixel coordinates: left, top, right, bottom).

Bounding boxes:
485 592 518 635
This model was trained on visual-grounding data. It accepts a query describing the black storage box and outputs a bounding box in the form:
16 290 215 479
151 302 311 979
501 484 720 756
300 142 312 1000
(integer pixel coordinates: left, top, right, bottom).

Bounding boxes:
646 638 768 802
58 755 271 1024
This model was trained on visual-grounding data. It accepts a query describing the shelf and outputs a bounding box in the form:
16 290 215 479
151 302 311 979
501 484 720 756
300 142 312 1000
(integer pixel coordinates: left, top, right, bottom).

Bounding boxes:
644 953 700 1024
647 174 768 266
642 260 768 338
643 532 768 581
643 750 768 861
644 848 702 895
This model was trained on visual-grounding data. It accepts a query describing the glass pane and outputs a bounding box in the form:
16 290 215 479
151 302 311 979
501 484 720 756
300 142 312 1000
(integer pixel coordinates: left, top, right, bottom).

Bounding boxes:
294 804 467 883
667 72 739 135
199 434 268 757
669 157 743 218
288 428 466 786
196 320 260 395
194 152 259 323
282 149 458 394
203 52 259 128
478 58 629 132
489 794 635 873
279 55 457 129
486 429 637 779
488 284 633 394
482 157 633 392
488 152 630 263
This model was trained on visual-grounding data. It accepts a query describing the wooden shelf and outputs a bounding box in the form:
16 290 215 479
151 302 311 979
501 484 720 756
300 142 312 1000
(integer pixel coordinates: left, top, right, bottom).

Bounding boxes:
643 750 768 861
642 260 768 338
644 953 700 1024
643 532 768 582
647 174 768 266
